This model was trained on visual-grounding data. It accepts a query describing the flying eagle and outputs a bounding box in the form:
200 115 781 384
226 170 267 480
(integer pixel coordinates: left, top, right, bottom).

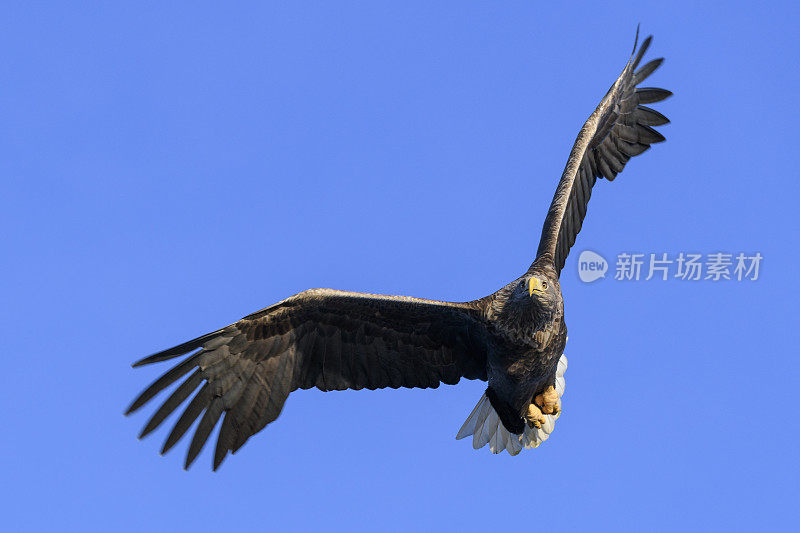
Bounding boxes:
127 31 670 469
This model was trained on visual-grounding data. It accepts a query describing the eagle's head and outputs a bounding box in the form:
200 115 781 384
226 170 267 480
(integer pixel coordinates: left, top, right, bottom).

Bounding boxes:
489 270 561 341
526 273 559 310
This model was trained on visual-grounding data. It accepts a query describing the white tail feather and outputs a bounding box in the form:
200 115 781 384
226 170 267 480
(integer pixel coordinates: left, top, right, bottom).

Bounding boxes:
506 428 523 455
455 395 487 440
476 410 498 449
456 353 568 455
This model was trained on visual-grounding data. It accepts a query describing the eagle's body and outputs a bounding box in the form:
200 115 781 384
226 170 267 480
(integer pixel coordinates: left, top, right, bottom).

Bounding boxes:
127 31 670 469
482 265 566 432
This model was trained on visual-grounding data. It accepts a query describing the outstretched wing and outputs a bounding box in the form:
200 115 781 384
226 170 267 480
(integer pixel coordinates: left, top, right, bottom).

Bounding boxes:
126 289 489 469
534 32 671 274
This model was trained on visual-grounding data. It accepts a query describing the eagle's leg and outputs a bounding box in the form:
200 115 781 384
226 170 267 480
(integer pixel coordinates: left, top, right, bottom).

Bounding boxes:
534 386 561 416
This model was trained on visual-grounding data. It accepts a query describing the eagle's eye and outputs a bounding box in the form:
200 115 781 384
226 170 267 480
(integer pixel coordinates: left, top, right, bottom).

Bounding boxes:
542 281 548 289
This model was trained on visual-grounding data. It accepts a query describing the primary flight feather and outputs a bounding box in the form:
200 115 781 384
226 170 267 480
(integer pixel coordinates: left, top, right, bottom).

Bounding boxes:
127 30 670 469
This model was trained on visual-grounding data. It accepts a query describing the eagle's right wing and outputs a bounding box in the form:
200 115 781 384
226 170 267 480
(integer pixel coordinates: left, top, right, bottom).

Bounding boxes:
126 289 489 470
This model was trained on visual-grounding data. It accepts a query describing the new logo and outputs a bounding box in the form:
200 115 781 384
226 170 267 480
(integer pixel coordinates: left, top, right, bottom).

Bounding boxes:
577 250 608 283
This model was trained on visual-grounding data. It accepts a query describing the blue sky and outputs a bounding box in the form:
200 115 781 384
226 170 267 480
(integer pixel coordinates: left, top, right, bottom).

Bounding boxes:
2 2 798 531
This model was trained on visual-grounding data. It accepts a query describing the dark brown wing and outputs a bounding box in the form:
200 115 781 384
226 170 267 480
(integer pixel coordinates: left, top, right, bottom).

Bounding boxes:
534 32 672 274
126 289 489 470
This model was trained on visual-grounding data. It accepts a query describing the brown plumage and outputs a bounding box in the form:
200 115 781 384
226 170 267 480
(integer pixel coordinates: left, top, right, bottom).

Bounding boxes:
126 30 670 469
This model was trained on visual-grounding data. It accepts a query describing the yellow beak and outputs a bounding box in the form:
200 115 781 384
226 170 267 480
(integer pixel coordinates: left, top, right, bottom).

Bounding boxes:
529 278 544 296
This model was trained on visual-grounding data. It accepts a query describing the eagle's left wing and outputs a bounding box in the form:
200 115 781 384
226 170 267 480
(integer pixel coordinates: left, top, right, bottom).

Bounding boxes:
534 31 671 274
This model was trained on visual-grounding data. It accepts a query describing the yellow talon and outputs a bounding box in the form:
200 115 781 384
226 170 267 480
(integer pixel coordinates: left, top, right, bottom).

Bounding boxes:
534 386 560 415
525 403 546 429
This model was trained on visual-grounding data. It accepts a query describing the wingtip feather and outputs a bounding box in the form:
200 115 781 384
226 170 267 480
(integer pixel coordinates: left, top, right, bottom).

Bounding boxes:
131 330 227 368
633 35 653 68
634 58 664 85
630 24 640 59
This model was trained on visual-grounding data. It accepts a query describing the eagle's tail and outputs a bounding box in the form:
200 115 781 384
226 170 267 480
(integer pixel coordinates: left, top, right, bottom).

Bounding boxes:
455 354 567 455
